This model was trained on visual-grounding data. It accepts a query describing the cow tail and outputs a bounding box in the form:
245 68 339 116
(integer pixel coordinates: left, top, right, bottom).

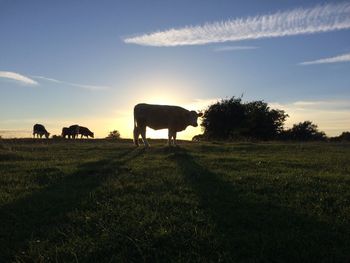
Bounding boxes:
133 108 139 145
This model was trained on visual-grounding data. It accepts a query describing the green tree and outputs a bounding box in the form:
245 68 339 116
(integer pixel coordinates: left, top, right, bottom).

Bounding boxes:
282 121 326 141
201 97 245 140
200 97 288 140
107 130 121 139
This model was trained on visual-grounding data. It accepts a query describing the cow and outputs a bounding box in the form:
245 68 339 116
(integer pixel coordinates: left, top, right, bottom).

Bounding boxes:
133 103 202 147
79 126 94 138
68 125 80 139
61 125 80 139
33 124 50 138
61 127 72 138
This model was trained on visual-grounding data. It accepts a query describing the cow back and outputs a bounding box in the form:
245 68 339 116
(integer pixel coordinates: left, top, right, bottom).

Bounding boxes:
33 124 47 133
134 103 191 131
79 126 93 137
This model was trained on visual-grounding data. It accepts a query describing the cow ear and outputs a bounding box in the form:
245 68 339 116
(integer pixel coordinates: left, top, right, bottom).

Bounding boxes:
197 112 203 117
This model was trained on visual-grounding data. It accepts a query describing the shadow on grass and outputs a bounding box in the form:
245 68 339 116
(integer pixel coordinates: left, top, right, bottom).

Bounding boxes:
0 147 143 261
171 148 350 263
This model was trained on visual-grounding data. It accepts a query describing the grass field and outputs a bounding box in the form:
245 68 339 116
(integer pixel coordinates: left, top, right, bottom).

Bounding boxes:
0 139 349 262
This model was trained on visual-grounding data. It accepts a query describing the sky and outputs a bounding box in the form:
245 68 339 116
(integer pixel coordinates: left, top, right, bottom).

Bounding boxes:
1 0 350 139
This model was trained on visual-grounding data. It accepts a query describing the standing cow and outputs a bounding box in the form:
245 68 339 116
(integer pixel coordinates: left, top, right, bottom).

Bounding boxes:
79 126 94 138
133 103 202 147
61 127 72 139
68 125 80 139
33 124 50 138
61 125 80 139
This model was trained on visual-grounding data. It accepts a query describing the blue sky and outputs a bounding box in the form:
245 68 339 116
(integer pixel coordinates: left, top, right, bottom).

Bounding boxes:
1 0 350 138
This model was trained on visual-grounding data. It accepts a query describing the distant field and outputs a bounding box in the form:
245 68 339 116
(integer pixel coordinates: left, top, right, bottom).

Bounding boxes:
0 139 349 262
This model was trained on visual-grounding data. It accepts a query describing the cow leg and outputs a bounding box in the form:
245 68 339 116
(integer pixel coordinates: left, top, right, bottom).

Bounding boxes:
173 132 177 146
168 129 173 146
140 127 150 147
168 130 177 146
133 126 140 146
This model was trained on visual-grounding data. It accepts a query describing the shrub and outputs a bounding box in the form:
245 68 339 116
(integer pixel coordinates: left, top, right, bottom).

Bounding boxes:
330 131 350 142
201 97 288 140
281 121 326 141
106 130 121 140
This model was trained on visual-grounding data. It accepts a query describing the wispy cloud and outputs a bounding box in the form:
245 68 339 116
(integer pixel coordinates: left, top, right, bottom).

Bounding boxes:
213 46 258 52
0 71 38 86
299 52 350 65
124 3 350 46
32 75 110 91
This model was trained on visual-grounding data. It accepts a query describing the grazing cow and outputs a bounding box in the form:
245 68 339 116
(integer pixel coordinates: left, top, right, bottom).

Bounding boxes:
79 126 94 138
61 125 80 139
33 124 50 138
61 127 72 138
133 103 202 147
68 125 80 139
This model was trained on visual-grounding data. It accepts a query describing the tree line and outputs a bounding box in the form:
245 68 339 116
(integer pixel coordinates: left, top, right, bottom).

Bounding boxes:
193 97 349 142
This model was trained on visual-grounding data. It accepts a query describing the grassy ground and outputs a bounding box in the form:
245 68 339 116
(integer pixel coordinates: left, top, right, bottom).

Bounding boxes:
0 139 349 262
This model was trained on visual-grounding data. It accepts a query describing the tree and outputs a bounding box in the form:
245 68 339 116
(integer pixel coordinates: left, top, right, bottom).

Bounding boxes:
338 131 350 141
201 97 245 140
106 130 121 139
282 121 326 141
200 97 288 140
330 131 350 142
244 101 288 140
192 134 205 141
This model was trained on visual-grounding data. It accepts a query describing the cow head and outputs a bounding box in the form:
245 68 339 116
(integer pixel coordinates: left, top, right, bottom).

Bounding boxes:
189 111 203 127
45 132 50 139
61 128 68 137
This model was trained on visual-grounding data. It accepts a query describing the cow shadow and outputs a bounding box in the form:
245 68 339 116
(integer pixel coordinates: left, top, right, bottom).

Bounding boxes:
172 149 350 263
0 147 144 261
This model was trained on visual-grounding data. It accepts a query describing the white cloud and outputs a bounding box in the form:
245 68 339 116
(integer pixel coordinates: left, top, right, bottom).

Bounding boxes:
32 75 110 91
124 3 350 46
213 46 258 52
299 52 350 65
0 71 38 86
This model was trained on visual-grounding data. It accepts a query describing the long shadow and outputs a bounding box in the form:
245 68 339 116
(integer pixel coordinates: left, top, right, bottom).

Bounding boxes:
172 148 350 263
0 147 144 261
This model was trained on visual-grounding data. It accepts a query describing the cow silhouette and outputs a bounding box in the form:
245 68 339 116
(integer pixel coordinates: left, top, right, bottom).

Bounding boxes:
133 103 202 147
33 124 50 139
61 125 80 139
79 126 94 138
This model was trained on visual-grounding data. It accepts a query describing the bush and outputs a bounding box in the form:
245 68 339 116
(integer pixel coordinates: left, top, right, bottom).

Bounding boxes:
330 131 350 142
281 121 326 141
192 134 206 142
201 97 288 140
106 130 121 140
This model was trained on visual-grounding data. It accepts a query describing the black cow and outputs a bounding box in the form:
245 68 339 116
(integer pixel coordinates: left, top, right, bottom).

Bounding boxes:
133 103 202 147
33 124 50 138
79 126 94 138
61 125 80 139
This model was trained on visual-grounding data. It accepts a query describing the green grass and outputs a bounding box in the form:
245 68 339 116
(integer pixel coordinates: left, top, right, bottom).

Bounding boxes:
0 139 350 262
